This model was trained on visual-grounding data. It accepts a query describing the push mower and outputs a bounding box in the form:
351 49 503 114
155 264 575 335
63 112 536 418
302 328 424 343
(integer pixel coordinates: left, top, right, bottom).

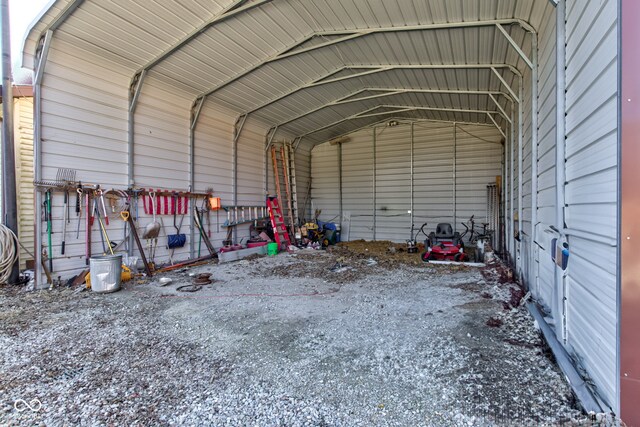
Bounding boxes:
421 223 467 262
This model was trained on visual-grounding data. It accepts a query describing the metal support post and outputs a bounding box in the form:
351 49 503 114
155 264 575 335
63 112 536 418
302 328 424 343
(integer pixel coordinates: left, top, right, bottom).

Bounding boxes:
264 127 277 196
127 70 146 187
531 33 540 293
33 30 52 288
410 122 414 229
188 97 204 258
453 123 457 231
338 143 343 223
1 0 19 284
232 113 248 207
372 127 377 240
518 76 524 275
554 0 567 341
510 107 515 262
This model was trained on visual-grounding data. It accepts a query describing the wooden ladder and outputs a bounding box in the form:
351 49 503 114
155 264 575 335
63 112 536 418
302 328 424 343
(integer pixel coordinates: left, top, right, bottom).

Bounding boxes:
271 143 298 231
266 196 291 250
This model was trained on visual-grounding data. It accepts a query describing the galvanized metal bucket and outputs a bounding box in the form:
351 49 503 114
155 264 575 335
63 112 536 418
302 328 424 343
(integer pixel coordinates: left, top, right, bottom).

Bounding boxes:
89 254 123 293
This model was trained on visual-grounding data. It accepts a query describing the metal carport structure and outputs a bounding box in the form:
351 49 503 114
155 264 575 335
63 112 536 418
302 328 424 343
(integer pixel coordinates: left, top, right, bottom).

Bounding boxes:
21 0 634 423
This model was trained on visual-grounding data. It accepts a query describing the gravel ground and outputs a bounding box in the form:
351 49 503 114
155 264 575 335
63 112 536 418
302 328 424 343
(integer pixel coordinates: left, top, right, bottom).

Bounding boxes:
1 249 602 426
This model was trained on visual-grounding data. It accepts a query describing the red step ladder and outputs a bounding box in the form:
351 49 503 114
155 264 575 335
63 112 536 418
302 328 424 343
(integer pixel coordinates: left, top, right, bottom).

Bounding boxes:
266 196 291 250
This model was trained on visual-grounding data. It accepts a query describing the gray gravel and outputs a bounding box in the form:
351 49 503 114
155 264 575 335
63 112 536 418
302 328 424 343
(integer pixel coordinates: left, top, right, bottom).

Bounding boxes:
1 251 598 426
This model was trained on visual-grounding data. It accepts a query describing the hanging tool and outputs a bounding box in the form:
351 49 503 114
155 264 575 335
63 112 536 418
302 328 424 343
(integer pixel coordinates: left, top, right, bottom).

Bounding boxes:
75 182 82 239
124 208 152 277
93 197 107 254
85 191 92 265
96 203 114 256
61 188 68 255
194 206 216 255
97 186 109 226
44 190 53 272
167 193 186 250
142 191 161 239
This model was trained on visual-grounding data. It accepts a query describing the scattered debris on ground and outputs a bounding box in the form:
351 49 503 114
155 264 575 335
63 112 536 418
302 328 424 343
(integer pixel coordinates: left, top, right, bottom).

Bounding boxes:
0 249 613 426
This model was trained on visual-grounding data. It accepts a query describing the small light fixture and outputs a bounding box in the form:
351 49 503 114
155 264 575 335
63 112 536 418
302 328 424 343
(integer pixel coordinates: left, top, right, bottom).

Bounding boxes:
387 120 399 127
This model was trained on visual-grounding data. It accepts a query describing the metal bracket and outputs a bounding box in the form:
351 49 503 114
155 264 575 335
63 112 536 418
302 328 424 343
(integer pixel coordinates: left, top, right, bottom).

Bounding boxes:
488 93 512 123
233 113 248 142
496 24 534 69
265 126 278 151
129 70 146 113
190 97 205 131
486 112 507 139
491 67 520 103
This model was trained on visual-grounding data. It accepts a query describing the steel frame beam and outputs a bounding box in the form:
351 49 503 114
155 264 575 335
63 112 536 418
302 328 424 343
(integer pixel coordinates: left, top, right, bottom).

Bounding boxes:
33 29 54 289
486 113 507 139
187 97 205 258
308 116 497 152
298 104 506 139
496 24 534 69
264 126 278 196
275 87 513 129
127 69 146 187
196 19 533 102
232 114 248 206
244 64 520 119
125 0 268 186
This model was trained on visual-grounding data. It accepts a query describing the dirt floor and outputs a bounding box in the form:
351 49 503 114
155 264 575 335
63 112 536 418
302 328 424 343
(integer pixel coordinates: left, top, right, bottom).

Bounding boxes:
0 243 608 426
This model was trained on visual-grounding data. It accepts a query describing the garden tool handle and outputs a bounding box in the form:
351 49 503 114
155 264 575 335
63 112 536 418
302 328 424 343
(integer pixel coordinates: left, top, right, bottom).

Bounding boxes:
75 183 82 214
120 211 130 222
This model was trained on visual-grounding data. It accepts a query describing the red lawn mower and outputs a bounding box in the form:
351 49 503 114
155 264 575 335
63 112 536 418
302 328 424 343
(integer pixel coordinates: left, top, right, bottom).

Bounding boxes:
421 223 467 262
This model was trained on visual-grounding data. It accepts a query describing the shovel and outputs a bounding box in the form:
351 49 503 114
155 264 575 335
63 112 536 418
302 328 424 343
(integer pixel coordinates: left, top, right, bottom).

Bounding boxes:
167 194 186 250
142 191 161 240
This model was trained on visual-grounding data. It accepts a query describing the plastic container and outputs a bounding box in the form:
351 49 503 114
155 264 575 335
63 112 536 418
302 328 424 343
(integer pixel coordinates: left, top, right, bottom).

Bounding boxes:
267 242 279 256
247 240 268 248
89 254 123 293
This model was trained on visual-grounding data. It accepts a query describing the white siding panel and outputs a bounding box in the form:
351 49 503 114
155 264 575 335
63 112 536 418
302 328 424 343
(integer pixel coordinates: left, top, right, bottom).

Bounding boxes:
535 5 557 307
193 102 233 253
311 122 502 244
564 0 618 409
235 117 269 244
341 131 374 241
311 144 340 225
15 98 35 269
37 37 131 280
375 125 411 242
413 122 455 228
295 144 312 224
455 124 503 232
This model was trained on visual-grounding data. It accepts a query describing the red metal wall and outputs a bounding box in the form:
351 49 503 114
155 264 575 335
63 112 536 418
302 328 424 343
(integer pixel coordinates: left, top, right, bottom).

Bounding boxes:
621 0 640 424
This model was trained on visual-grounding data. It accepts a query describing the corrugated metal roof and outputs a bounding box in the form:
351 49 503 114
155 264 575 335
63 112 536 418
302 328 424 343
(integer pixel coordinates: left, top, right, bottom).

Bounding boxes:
24 0 549 148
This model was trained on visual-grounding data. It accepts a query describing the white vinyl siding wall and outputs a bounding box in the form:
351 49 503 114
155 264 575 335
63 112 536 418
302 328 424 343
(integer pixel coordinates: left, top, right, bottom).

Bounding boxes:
15 98 35 269
36 35 270 279
563 0 618 409
534 5 558 314
311 121 503 243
